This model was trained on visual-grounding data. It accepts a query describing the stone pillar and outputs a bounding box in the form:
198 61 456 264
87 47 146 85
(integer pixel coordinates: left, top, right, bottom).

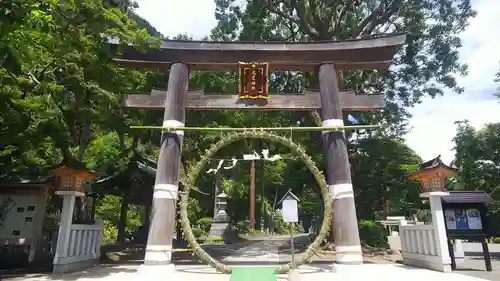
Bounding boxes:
53 191 84 267
144 63 189 270
453 239 465 264
318 64 363 265
426 193 452 269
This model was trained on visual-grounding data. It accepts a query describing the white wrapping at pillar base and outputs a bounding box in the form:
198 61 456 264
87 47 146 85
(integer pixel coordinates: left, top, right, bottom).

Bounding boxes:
144 245 173 262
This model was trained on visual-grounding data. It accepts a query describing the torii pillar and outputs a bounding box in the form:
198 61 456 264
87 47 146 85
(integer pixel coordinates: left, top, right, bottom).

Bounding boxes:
319 64 363 266
143 63 189 272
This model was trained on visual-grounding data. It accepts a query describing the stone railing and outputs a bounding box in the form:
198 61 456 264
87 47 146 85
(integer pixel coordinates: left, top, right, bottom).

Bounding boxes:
399 221 451 272
53 220 104 273
400 224 438 256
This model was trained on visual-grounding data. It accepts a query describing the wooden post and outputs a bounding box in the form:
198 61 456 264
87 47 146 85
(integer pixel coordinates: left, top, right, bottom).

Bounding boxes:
447 239 457 270
117 197 128 244
144 63 189 266
482 238 492 271
213 169 221 217
249 159 255 230
289 223 295 263
318 64 363 264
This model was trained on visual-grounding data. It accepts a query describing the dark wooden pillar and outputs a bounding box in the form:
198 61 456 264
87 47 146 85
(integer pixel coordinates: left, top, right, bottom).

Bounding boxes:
213 169 221 218
117 197 129 244
318 64 362 264
249 159 256 230
144 63 189 266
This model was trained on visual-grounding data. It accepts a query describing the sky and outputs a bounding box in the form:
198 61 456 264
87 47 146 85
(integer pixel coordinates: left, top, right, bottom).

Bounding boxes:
135 0 500 165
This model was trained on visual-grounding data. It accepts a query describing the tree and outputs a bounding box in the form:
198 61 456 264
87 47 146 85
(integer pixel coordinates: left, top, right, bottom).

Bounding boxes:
453 120 500 234
495 65 500 99
212 0 475 137
350 138 422 219
0 0 157 181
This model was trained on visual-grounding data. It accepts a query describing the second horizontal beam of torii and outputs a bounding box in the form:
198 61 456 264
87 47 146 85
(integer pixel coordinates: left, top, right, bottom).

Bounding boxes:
125 89 385 111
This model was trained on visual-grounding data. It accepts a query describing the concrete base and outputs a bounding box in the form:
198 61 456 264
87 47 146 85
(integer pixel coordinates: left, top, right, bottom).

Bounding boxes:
331 263 365 273
402 257 452 272
137 263 177 275
7 264 494 281
208 222 229 238
288 269 301 281
53 258 98 274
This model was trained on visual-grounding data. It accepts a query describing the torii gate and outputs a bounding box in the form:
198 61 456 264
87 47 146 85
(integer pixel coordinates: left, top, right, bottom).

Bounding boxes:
112 33 405 269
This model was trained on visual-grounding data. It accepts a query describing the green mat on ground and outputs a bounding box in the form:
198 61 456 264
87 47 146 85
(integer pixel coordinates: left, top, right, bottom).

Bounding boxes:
230 267 276 281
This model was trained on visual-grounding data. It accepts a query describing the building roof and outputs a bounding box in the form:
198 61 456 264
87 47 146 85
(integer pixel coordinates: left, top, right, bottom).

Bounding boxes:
419 155 456 171
407 155 457 180
277 189 300 205
441 191 493 204
93 153 157 187
111 33 406 72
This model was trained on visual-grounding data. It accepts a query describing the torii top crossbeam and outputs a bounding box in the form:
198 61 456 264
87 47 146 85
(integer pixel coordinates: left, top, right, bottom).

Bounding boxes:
112 33 406 72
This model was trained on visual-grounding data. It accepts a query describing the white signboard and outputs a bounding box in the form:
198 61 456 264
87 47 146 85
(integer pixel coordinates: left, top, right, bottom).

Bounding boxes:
444 210 456 230
466 208 483 230
282 199 298 223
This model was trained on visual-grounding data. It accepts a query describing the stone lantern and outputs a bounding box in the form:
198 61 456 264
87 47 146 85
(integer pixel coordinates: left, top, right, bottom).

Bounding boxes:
406 155 457 269
214 192 229 223
208 192 230 238
407 155 456 196
51 159 97 194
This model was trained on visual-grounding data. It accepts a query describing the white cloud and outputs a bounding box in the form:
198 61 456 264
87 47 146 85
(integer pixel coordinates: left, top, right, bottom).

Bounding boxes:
405 0 500 165
134 0 500 165
134 0 216 39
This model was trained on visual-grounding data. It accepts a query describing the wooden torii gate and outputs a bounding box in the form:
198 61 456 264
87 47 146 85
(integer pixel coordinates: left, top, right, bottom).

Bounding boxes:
113 33 406 269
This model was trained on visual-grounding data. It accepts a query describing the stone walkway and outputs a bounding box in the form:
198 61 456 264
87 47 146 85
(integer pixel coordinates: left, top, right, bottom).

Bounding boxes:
454 243 500 281
2 238 498 281
3 264 492 281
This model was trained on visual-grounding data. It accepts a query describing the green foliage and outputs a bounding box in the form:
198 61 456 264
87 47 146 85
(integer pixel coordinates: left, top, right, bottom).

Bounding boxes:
191 227 205 238
495 66 500 99
350 137 423 219
101 220 118 245
359 220 387 247
0 0 158 181
196 217 213 232
213 0 475 137
453 121 500 235
493 237 500 244
94 195 142 238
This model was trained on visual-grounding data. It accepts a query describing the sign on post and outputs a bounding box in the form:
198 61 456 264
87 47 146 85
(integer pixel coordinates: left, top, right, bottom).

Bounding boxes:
282 199 298 223
238 62 269 100
278 190 300 263
278 190 300 223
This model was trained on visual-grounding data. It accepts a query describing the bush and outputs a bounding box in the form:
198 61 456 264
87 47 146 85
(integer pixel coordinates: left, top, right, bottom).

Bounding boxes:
492 237 500 244
196 217 213 232
192 227 205 238
359 220 387 247
101 221 118 245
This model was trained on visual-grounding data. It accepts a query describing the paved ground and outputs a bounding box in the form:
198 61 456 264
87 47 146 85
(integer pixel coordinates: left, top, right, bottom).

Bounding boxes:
2 263 492 281
454 243 500 281
1 238 498 281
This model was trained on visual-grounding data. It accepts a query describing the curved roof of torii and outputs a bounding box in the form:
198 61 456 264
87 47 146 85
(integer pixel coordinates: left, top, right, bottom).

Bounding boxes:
111 33 406 72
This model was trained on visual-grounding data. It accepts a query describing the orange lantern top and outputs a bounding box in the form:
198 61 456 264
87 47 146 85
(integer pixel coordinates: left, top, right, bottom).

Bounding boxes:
407 155 457 194
51 159 97 193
